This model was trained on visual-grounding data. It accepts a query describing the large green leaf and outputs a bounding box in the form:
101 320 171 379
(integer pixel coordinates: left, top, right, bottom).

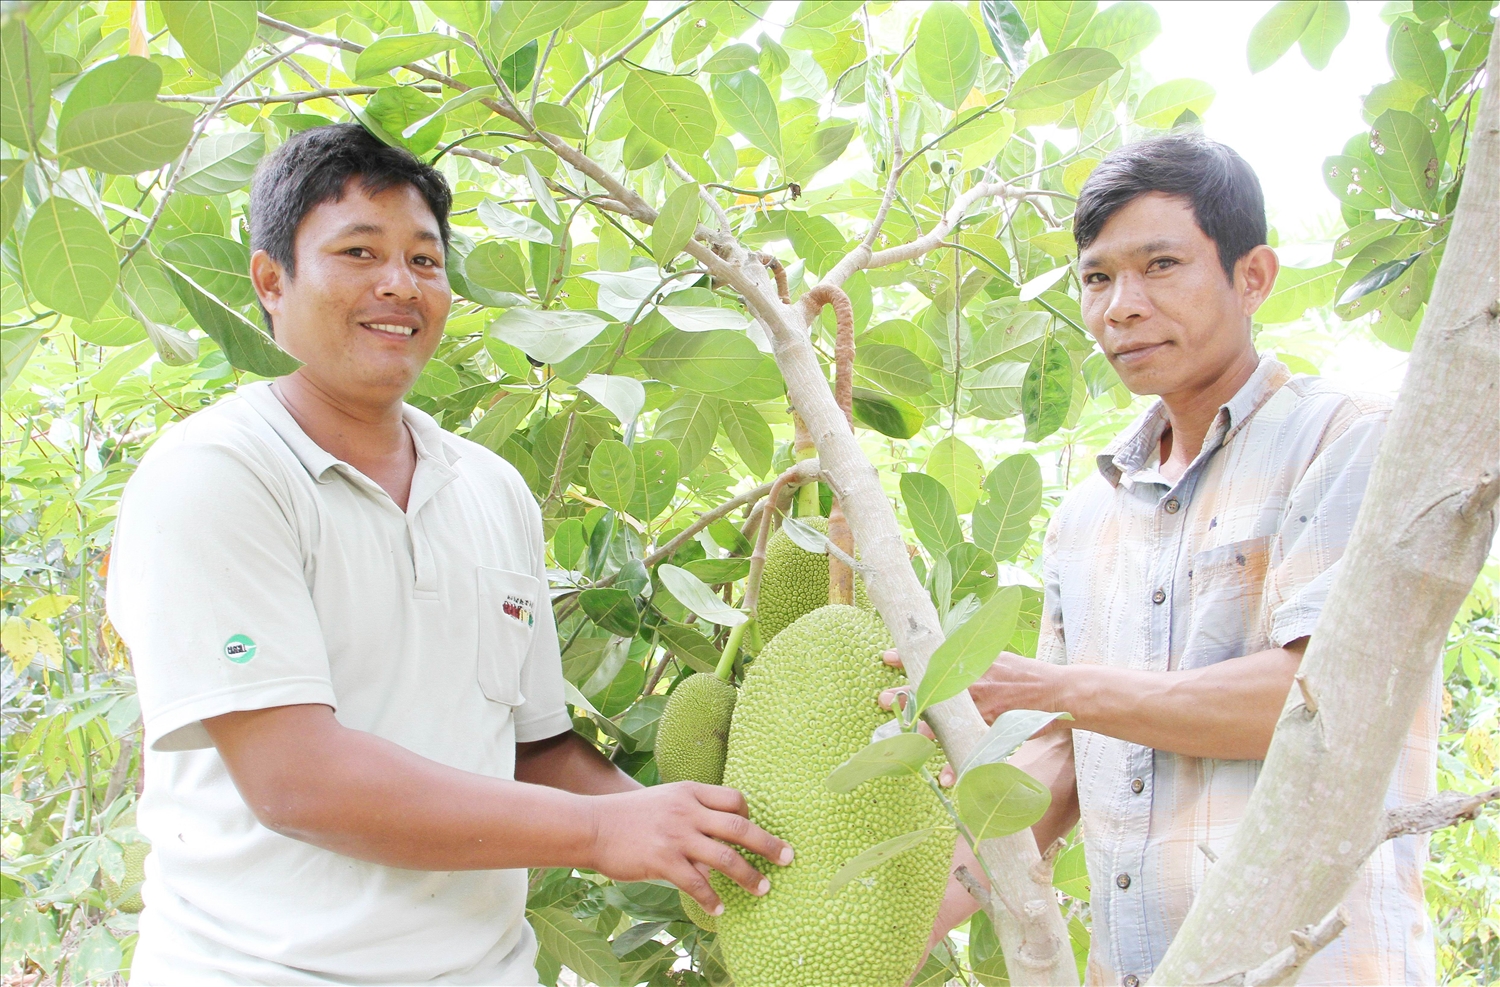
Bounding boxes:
629 439 680 521
851 388 923 439
0 21 50 152
354 32 460 80
913 586 1021 715
916 2 981 111
527 906 622 987
1297 0 1348 70
1007 48 1121 109
1021 331 1071 442
657 565 747 626
654 392 720 472
925 436 984 515
785 210 847 276
954 761 1051 839
489 1 579 60
972 453 1043 562
652 181 701 262
1256 262 1341 324
363 86 445 156
638 330 761 391
899 472 963 560
624 70 716 154
58 103 197 174
720 402 774 478
20 198 118 321
0 159 25 242
1388 21 1445 96
979 1 1029 73
580 587 640 636
1134 79 1215 129
2 325 48 395
959 709 1071 774
1037 1 1096 54
781 119 856 185
1077 1 1160 60
58 56 162 132
588 440 637 513
464 240 529 295
163 0 259 77
489 308 608 364
856 343 932 396
1370 109 1440 211
714 71 786 156
825 734 937 793
158 234 256 308
158 238 301 377
175 132 265 196
1322 154 1390 210
1246 0 1316 74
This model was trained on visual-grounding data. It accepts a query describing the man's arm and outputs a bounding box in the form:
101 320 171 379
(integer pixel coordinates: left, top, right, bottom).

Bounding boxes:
203 704 792 914
967 638 1306 760
515 730 641 795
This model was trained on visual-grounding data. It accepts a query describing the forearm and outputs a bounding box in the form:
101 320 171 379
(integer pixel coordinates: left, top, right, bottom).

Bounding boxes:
1056 642 1305 759
516 730 640 795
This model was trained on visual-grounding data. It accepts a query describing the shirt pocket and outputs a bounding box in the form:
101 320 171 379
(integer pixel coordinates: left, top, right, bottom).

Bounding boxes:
476 566 540 706
1184 534 1274 666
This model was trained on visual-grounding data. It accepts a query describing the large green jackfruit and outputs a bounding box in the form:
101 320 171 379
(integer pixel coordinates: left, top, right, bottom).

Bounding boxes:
655 673 737 785
102 840 150 913
756 517 869 643
713 606 954 987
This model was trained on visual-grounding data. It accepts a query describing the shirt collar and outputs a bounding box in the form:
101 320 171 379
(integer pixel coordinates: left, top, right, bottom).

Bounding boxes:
1096 354 1292 487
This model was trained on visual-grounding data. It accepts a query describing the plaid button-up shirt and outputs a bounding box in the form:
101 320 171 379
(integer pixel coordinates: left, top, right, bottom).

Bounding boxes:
1040 356 1438 986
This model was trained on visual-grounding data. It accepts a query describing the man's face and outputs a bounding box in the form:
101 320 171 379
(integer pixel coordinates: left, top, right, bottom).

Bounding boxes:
252 180 451 404
1077 192 1274 399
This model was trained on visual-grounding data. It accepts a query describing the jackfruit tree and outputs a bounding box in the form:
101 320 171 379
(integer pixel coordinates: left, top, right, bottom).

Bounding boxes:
2 1 1497 985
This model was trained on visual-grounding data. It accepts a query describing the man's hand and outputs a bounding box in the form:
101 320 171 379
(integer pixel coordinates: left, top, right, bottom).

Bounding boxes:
588 783 794 916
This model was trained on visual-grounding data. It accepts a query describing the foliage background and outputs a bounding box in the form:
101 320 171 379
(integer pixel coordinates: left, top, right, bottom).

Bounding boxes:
0 0 1495 984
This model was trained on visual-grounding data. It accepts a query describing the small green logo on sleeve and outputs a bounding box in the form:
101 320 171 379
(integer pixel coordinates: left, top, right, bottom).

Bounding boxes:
223 634 257 663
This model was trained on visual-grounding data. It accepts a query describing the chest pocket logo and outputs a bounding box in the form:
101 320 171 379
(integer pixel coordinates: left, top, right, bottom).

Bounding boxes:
477 567 540 705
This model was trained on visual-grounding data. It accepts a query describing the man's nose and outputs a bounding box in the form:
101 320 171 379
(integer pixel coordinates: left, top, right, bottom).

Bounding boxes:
376 260 420 301
1104 272 1152 325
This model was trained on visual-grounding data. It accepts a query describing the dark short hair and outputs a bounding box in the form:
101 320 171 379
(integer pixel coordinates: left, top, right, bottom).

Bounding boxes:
249 123 452 328
1072 134 1266 280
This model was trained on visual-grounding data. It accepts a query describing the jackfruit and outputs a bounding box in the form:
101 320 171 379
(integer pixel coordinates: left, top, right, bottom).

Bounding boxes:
102 840 150 913
680 890 718 931
712 605 955 987
756 518 869 643
655 672 737 785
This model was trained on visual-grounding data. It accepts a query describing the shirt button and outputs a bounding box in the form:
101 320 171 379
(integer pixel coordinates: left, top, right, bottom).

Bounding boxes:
1152 588 1166 605
1116 873 1132 890
1164 498 1180 514
1131 777 1144 794
1124 976 1141 987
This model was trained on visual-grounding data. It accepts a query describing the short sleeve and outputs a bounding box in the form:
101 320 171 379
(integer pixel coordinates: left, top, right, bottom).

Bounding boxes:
510 489 572 743
1265 409 1388 647
106 439 336 752
1037 513 1068 667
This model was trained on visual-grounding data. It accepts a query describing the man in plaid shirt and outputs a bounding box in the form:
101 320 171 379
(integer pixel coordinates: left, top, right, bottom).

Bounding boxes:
898 134 1436 986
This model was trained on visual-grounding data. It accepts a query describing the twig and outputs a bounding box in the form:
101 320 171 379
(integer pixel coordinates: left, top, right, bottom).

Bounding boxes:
560 1 696 106
1382 786 1500 841
1226 907 1349 987
665 155 734 233
954 864 995 910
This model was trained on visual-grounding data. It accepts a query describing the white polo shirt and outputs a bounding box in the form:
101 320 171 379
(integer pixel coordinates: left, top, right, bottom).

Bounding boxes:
106 381 571 985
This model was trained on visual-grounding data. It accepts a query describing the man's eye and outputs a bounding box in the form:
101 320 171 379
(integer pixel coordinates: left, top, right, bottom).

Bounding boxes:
1149 258 1177 272
414 255 438 267
346 247 372 258
1083 272 1109 285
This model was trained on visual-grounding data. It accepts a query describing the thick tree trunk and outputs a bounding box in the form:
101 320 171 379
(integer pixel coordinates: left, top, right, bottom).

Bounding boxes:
1150 30 1500 986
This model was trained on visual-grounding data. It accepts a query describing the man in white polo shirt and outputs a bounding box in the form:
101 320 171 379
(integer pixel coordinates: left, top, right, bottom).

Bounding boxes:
106 123 791 985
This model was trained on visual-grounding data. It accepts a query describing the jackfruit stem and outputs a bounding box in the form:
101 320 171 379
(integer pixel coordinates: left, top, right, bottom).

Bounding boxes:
827 502 854 605
716 621 747 681
791 412 820 517
748 462 818 614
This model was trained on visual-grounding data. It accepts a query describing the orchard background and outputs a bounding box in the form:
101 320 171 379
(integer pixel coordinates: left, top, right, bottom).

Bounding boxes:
0 0 1495 984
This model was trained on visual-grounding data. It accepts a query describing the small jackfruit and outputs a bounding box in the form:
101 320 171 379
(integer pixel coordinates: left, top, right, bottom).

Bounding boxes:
756 518 869 643
102 840 150 913
654 673 737 785
680 890 718 931
712 606 955 987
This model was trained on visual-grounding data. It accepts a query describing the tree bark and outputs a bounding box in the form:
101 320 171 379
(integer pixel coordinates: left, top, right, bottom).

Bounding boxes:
1150 29 1500 986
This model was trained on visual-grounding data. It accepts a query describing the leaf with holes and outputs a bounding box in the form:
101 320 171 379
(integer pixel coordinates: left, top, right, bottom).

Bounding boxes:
628 439 680 522
1370 109 1440 211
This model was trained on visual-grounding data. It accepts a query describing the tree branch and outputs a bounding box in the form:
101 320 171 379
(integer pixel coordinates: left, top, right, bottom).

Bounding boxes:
560 1 696 106
1382 786 1500 842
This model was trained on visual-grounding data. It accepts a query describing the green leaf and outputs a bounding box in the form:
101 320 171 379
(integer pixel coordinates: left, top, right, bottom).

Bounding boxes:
622 126 669 170
948 543 998 604
638 330 761 392
1021 331 1071 442
425 0 490 34
465 240 529 295
925 437 984 516
959 709 1070 774
1388 21 1446 96
478 199 555 244
467 389 537 453
363 86 445 156
1256 262 1341 324
580 587 641 636
163 0 258 77
856 343 932 396
158 239 301 376
972 454 1043 562
1297 0 1348 70
827 829 938 895
21 198 118 321
2 325 47 396
497 39 539 92
657 565 747 626
1322 154 1390 210
654 392 720 472
653 182 701 262
412 359 461 397
553 518 588 569
59 56 162 132
711 71 782 158
916 2 982 111
1007 48 1120 110
175 132 264 195
851 387 923 439
1134 79 1215 129
781 119 855 185
980 0 1030 73
656 622 720 675
532 101 584 139
1053 841 1090 898
720 402 774 478
489 1 578 60
1037 1 1096 54
955 761 1050 839
899 472 963 560
489 308 608 364
702 43 760 74
968 362 1026 420
354 32 460 80
624 70 716 154
628 438 680 521
0 158 24 242
1077 1 1160 59
683 557 752 584
913 585 1021 716
528 906 622 987
785 211 847 277
1370 109 1440 211
588 440 637 513
0 21 50 152
577 373 645 426
157 234 256 308
57 103 197 174
1246 0 1316 74
825 733 937 793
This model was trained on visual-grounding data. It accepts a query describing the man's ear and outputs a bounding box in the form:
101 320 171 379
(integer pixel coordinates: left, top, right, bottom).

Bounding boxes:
1237 244 1280 318
250 249 286 323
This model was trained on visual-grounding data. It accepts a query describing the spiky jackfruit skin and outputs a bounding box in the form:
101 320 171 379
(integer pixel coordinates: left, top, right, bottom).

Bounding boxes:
756 518 870 643
713 606 955 987
680 890 718 931
102 841 150 913
655 673 738 785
